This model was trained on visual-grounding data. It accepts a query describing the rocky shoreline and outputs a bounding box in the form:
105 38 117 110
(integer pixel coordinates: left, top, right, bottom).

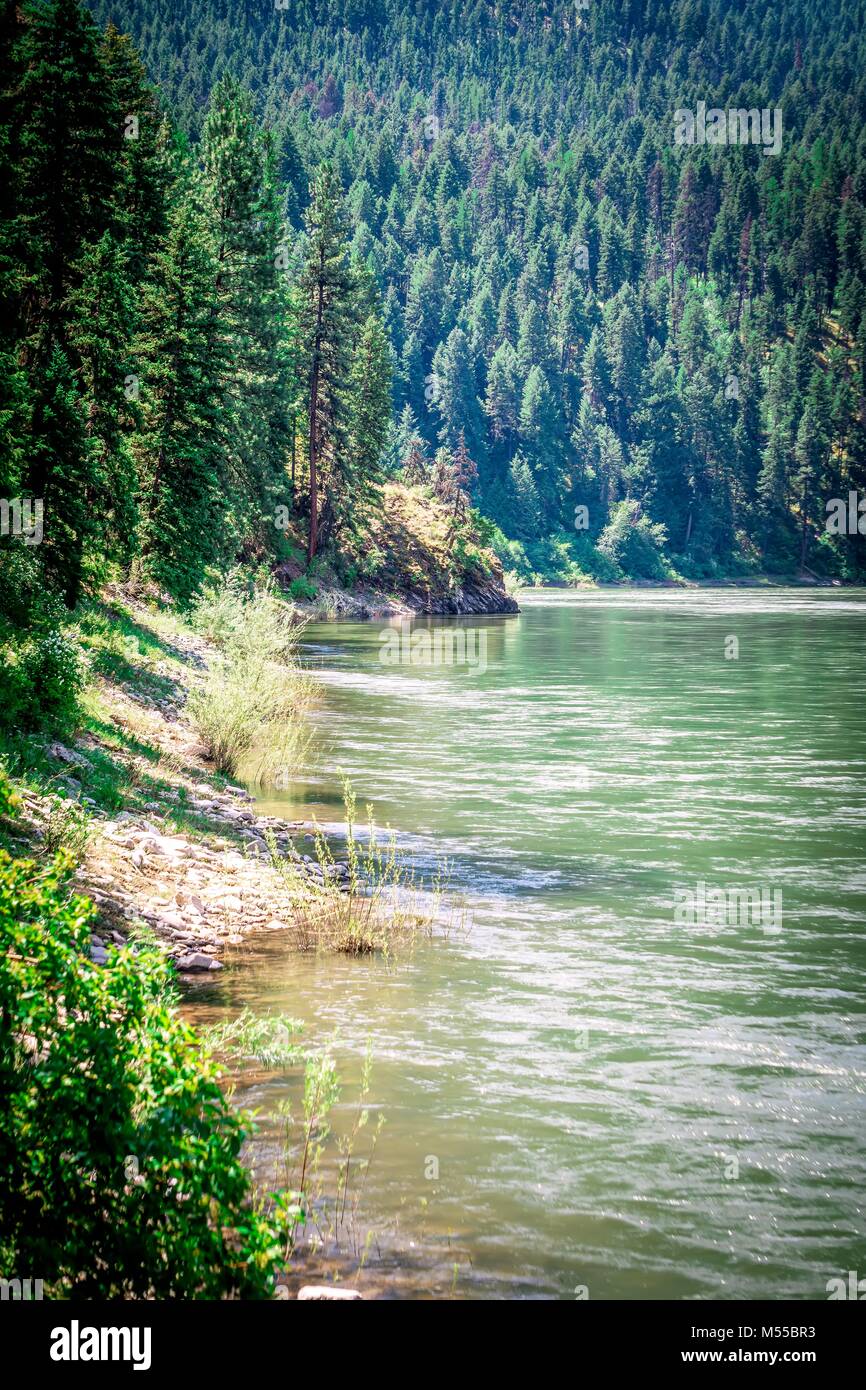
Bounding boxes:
17 750 345 975
10 605 347 977
292 574 520 620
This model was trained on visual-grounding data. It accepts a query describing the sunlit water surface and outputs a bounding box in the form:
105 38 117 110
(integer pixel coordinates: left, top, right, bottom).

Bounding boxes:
184 588 866 1300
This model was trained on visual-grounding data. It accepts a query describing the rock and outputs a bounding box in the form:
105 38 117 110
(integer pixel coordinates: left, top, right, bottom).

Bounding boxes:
47 741 89 768
296 1286 363 1301
154 912 187 931
264 918 290 931
217 895 243 913
175 952 222 972
90 946 108 965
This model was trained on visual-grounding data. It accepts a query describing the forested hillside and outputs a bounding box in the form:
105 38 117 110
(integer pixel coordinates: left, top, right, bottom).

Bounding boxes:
73 0 866 584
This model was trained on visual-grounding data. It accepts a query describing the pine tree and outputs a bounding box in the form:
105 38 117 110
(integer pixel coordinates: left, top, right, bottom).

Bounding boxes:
16 0 117 344
298 162 358 560
432 327 486 469
200 78 290 551
27 345 100 607
67 231 139 567
132 187 227 601
345 310 392 535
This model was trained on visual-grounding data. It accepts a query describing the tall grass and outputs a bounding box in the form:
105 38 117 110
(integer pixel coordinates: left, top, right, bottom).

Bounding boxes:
266 778 459 955
43 796 92 862
204 1010 383 1268
187 571 312 781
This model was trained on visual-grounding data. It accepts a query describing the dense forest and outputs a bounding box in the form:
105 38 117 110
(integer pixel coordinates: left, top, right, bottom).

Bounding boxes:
0 0 863 641
62 0 866 587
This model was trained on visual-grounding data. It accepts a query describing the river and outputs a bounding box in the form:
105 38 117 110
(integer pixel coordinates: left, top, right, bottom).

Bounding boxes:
185 587 866 1300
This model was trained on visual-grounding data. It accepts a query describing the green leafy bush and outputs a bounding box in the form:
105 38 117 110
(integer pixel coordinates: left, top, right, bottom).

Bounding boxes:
0 548 84 735
288 575 317 602
189 573 310 779
0 628 84 735
597 501 670 581
0 845 280 1298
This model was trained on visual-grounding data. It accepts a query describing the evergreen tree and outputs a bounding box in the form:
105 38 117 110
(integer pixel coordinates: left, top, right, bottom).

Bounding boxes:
132 188 227 601
297 163 358 559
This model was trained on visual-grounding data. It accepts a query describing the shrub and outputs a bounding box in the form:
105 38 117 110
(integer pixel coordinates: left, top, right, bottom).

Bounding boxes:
597 500 670 580
188 574 311 780
266 779 458 956
0 846 280 1298
42 796 92 861
288 575 317 602
0 627 84 736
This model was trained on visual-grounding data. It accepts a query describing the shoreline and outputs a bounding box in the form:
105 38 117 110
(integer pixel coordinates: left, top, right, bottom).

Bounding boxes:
8 595 347 976
9 571 853 974
289 573 856 623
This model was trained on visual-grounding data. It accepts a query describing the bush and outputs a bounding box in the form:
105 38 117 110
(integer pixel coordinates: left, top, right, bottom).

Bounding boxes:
266 779 457 956
0 843 280 1298
188 574 310 780
0 547 84 736
597 500 670 580
288 575 317 602
0 627 84 735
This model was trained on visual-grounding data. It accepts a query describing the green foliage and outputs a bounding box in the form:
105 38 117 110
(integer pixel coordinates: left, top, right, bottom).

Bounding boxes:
80 0 866 581
188 572 309 779
5 0 866 613
597 501 671 581
288 575 317 602
42 796 92 861
0 848 280 1298
0 624 84 736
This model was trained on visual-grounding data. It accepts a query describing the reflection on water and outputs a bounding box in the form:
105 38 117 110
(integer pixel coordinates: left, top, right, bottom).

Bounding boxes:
184 588 866 1299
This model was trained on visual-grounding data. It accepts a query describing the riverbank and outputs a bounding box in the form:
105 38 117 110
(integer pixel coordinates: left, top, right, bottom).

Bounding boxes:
0 581 456 1299
529 572 850 590
274 481 520 619
0 591 352 975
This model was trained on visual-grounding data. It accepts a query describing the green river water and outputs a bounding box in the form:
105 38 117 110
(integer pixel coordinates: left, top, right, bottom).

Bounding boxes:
185 587 866 1300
